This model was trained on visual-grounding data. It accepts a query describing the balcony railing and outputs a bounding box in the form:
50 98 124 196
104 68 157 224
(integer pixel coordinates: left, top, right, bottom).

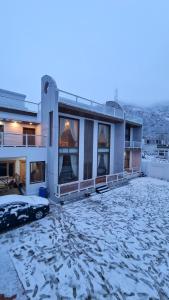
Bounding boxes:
55 169 141 197
0 133 47 147
0 94 41 113
125 113 143 125
125 141 142 148
58 89 124 119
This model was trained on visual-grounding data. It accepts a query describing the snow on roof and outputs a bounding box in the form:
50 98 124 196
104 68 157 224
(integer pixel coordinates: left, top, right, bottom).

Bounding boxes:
0 195 49 206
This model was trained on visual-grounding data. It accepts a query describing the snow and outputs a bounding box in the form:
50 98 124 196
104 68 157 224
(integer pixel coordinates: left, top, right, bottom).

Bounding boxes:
0 194 49 206
1 177 169 299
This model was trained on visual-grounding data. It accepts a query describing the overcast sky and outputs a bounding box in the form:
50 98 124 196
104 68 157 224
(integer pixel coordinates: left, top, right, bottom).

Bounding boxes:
0 0 169 106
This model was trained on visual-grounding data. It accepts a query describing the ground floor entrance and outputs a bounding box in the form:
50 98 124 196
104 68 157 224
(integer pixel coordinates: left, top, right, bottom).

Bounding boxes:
0 157 26 195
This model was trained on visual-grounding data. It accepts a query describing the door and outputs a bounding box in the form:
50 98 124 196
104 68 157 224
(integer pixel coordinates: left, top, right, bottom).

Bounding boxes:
124 150 130 170
23 128 35 146
20 160 26 184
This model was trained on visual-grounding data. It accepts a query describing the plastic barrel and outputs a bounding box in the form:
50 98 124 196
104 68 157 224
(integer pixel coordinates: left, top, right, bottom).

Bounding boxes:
39 187 48 198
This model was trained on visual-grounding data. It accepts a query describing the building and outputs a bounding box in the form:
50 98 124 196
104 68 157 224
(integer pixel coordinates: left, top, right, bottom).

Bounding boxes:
156 145 169 160
0 75 142 200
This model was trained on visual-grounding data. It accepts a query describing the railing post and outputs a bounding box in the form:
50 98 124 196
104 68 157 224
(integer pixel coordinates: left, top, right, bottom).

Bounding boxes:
26 134 28 147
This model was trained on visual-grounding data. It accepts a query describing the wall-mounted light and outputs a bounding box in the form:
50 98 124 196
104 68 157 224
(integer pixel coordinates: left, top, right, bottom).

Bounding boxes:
29 122 32 125
65 120 70 129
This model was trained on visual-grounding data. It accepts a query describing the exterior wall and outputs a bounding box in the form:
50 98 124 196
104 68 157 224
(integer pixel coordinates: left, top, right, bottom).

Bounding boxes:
142 160 169 181
0 147 47 195
0 111 39 123
0 122 41 146
114 122 125 173
3 122 39 134
0 89 26 110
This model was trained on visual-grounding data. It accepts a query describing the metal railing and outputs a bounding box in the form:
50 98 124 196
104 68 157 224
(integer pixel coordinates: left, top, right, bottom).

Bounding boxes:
125 141 142 148
0 94 41 113
58 89 124 119
0 132 47 147
125 113 143 125
56 169 141 197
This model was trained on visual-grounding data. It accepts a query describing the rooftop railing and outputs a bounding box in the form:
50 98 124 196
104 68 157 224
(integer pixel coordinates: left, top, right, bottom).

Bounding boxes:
0 94 40 114
58 89 124 119
125 113 143 125
0 132 47 147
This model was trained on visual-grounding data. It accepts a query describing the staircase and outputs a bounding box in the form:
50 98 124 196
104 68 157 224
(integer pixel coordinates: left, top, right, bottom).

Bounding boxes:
95 184 110 194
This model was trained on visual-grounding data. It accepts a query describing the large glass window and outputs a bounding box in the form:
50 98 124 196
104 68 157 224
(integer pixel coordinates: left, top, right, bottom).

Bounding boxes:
30 161 45 183
97 123 110 176
59 117 79 184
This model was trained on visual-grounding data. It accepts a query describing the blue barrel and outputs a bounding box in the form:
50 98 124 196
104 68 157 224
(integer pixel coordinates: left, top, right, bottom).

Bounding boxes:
39 187 48 198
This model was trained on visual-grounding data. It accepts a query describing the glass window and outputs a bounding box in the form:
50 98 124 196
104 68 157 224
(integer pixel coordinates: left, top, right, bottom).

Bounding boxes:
9 163 14 177
59 117 79 184
125 126 130 141
0 163 7 177
97 123 110 176
30 161 45 184
0 162 15 177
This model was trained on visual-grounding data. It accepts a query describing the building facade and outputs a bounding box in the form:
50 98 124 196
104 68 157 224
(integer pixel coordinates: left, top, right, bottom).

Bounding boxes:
0 75 142 200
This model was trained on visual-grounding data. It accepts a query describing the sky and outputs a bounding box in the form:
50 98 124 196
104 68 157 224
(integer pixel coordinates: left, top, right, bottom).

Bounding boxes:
0 0 169 106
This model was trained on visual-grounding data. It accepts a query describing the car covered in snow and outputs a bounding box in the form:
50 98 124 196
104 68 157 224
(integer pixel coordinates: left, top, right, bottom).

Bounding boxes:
0 195 49 231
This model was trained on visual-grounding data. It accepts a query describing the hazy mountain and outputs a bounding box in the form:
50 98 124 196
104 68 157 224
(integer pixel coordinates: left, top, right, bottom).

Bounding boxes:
122 102 169 139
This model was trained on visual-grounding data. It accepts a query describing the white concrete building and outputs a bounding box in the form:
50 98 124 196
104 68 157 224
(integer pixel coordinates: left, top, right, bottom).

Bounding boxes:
0 75 142 200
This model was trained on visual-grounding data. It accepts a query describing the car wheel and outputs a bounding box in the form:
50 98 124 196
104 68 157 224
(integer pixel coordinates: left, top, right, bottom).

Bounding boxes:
35 210 44 220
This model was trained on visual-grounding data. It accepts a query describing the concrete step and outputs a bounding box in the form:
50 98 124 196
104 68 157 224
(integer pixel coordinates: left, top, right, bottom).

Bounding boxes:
96 185 110 194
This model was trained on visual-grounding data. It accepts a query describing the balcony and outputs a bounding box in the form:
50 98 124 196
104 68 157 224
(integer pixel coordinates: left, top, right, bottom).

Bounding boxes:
0 132 46 147
125 141 142 149
58 89 124 120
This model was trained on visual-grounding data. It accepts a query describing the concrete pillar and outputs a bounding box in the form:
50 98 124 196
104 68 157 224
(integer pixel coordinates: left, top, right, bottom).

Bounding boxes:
93 120 98 178
114 122 125 173
41 75 58 199
110 124 115 173
79 118 84 180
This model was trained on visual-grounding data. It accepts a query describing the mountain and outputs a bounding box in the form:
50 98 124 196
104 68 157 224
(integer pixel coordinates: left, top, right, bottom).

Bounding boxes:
122 102 169 140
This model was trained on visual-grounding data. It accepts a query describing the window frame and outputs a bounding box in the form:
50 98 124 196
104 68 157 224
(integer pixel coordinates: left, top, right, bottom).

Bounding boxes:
97 123 111 176
0 161 15 178
30 161 46 184
58 116 79 184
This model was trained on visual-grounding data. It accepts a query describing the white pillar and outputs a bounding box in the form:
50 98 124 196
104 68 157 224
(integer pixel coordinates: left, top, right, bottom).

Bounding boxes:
93 120 98 178
130 127 133 145
110 124 115 174
79 118 84 181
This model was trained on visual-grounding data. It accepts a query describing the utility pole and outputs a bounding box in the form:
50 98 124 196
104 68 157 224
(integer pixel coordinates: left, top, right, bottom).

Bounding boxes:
114 88 118 102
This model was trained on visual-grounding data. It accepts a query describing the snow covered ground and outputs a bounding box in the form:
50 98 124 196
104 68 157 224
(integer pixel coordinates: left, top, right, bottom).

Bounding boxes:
1 177 169 300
